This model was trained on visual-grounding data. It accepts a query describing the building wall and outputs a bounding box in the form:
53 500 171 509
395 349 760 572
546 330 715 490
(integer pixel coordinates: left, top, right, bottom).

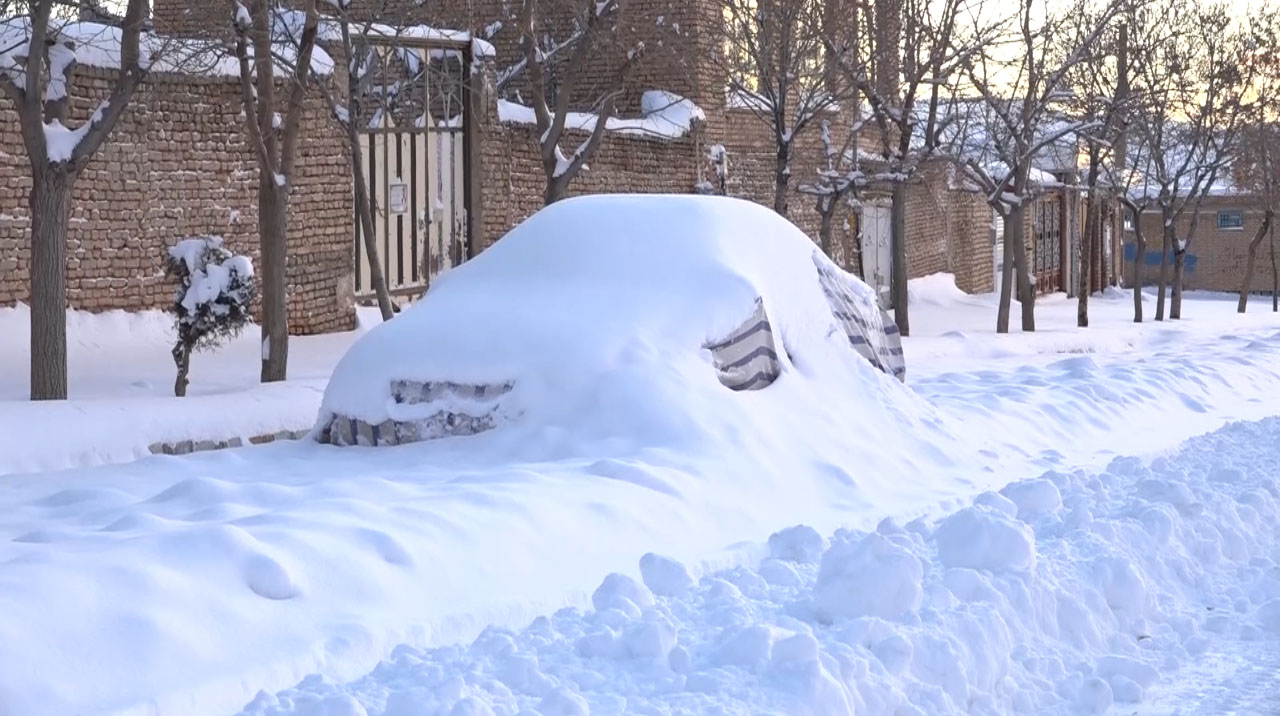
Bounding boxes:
21 0 1004 340
473 118 702 253
152 0 992 303
0 66 356 334
1125 196 1275 293
901 162 995 294
154 0 234 37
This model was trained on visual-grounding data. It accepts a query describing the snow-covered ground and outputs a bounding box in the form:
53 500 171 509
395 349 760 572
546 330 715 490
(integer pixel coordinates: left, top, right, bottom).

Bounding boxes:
1 197 1279 716
237 416 1280 716
2 281 1275 477
0 305 382 475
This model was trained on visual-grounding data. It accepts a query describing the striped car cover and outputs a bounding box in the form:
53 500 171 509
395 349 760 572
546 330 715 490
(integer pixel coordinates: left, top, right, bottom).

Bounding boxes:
704 297 781 391
811 252 907 382
702 254 906 391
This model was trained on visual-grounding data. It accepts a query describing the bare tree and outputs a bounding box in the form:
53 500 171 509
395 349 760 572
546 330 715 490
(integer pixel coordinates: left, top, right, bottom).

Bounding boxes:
1272 220 1278 312
1061 10 1132 328
1236 127 1279 312
1235 11 1280 313
946 0 1122 333
825 0 984 335
1114 138 1159 322
717 0 858 216
797 0 869 263
797 117 871 262
306 1 401 322
494 0 648 205
1125 0 1254 321
1233 138 1274 312
231 0 322 382
0 0 150 399
1095 5 1173 323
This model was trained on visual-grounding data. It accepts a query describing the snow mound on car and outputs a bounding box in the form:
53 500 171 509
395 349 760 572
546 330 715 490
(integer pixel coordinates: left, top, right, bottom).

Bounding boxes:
317 195 907 447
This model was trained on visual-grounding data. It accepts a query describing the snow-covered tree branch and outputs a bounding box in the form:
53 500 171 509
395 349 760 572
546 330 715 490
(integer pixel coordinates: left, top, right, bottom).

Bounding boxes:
0 0 151 400
166 237 257 397
507 0 648 204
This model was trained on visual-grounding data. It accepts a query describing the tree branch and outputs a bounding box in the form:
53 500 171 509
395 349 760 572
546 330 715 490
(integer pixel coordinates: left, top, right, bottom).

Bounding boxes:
232 1 272 171
278 0 320 178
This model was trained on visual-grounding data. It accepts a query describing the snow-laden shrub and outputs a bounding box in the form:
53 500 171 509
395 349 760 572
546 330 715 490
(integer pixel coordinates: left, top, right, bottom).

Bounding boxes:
166 237 256 396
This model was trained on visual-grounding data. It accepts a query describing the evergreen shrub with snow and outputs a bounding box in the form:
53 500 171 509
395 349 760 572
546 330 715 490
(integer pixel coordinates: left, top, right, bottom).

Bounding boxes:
165 237 257 396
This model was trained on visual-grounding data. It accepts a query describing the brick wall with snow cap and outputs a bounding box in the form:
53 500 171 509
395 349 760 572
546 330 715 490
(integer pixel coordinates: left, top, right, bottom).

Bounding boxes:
0 63 356 334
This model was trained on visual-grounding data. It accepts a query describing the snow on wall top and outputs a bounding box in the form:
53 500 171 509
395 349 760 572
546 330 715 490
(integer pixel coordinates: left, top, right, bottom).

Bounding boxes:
0 16 487 82
497 90 706 141
320 195 900 434
317 19 495 58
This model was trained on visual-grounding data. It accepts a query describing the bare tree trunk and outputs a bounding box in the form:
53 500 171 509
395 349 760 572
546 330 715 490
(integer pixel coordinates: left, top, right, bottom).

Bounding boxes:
816 197 835 257
891 182 909 337
1010 204 1035 332
997 216 1016 334
343 49 395 322
1078 186 1099 328
350 134 395 321
1132 228 1145 323
773 142 791 216
1156 220 1171 321
1171 250 1185 320
174 343 191 397
1238 210 1275 313
259 183 290 382
1271 221 1278 312
544 174 570 205
29 170 74 400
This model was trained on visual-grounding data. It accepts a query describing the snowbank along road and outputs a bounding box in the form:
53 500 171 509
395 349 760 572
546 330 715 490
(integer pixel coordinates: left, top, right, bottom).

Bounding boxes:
240 417 1280 716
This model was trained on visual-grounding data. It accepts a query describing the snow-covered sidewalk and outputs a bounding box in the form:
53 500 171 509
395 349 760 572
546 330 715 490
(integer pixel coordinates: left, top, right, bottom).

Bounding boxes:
238 416 1280 716
0 305 380 475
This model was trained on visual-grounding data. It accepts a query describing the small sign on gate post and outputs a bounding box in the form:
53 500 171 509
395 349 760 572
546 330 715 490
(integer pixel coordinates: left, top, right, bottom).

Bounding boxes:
389 183 409 215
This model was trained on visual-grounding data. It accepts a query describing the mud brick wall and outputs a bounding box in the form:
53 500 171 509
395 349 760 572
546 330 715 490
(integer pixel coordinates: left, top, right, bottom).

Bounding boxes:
0 66 355 334
154 0 235 37
904 164 953 280
901 162 996 294
1126 196 1274 293
473 115 702 251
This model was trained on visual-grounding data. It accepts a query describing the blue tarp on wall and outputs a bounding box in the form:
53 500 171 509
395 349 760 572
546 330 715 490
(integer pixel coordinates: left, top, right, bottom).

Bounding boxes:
1123 243 1199 273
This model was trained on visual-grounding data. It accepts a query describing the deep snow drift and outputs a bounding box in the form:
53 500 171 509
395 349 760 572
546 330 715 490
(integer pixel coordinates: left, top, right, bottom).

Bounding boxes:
2 197 1280 716
239 416 1280 716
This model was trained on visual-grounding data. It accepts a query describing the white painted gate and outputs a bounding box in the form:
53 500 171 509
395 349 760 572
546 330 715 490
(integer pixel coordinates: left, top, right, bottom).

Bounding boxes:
858 205 893 308
354 38 471 303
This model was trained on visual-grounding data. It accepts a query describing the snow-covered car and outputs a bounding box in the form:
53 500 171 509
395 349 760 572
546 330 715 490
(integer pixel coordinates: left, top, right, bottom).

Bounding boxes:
316 195 905 447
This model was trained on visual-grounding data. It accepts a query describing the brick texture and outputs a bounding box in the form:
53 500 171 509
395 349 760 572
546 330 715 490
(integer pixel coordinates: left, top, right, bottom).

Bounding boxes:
0 66 355 334
28 0 1010 339
1125 196 1277 293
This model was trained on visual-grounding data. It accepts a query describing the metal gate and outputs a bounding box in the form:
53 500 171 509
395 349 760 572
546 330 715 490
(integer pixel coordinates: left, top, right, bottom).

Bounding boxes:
992 210 1005 295
354 37 472 302
1033 196 1063 294
858 205 893 309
